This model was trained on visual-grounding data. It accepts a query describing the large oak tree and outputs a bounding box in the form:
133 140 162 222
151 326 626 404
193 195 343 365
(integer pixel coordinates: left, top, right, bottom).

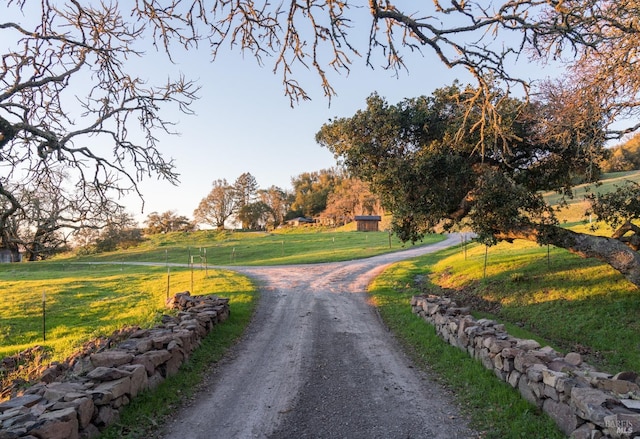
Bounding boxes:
316 83 640 288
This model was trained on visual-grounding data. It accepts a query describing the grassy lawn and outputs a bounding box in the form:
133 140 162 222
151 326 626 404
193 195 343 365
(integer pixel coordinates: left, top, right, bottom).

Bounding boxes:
0 263 254 360
1 229 441 361
62 228 413 266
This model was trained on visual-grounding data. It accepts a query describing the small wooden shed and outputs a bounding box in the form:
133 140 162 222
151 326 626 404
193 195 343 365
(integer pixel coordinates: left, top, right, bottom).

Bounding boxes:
354 215 381 232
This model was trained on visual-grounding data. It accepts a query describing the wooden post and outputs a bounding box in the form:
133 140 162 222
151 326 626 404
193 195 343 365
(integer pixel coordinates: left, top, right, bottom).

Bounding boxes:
190 256 194 294
166 266 170 299
42 291 46 342
483 246 488 280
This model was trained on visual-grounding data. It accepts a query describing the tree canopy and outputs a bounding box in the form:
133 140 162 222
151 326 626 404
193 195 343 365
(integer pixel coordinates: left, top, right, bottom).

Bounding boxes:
316 84 640 287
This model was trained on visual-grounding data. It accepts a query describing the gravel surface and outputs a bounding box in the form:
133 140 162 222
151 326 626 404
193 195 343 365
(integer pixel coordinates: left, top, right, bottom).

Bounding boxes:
161 234 479 439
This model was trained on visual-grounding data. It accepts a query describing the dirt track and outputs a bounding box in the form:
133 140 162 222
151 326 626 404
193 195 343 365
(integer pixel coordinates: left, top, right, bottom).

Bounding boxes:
161 234 479 439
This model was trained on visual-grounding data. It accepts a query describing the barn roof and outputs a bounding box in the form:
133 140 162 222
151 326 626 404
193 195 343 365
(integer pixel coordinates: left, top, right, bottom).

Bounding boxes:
354 215 381 221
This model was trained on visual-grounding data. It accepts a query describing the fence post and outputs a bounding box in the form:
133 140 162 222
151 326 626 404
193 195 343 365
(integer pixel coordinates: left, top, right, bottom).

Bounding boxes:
166 266 170 300
483 246 488 280
42 291 46 342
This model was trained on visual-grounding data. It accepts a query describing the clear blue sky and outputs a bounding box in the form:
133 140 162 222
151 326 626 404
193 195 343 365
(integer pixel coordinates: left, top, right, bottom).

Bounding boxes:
125 37 471 223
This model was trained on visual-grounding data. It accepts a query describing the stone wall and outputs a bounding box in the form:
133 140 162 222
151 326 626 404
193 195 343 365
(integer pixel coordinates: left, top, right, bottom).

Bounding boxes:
0 292 229 439
411 294 640 439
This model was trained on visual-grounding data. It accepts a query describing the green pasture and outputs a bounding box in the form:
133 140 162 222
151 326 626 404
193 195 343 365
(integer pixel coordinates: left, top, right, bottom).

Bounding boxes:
64 228 411 266
0 263 254 360
542 170 640 207
1 230 441 361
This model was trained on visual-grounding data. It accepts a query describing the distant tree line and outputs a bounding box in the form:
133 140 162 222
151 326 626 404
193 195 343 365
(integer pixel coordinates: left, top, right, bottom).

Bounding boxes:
192 169 381 231
68 168 382 256
601 133 640 173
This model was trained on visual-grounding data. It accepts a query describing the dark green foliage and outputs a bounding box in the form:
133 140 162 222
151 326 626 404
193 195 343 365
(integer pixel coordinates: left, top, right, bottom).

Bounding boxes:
316 83 606 244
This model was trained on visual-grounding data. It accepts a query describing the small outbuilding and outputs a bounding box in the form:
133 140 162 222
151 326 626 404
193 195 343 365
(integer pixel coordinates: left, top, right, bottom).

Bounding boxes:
287 217 315 227
354 215 381 232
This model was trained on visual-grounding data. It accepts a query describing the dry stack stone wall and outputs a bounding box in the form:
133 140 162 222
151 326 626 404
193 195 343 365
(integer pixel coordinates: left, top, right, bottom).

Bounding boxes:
0 292 229 439
411 294 640 439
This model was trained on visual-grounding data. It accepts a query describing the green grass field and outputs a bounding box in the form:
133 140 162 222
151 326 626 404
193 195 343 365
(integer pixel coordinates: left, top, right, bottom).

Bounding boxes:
0 263 254 360
65 227 410 266
0 229 431 361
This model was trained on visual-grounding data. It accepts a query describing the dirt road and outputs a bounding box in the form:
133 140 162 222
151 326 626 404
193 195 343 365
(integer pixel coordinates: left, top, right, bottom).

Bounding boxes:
161 234 478 439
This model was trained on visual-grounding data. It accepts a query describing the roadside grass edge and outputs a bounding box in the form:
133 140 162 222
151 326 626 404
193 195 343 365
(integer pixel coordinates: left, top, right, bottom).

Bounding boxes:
97 286 259 439
369 255 565 439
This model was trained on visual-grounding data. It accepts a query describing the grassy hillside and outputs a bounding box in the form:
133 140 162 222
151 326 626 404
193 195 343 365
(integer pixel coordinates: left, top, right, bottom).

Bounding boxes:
0 264 254 360
375 170 640 375
62 227 419 266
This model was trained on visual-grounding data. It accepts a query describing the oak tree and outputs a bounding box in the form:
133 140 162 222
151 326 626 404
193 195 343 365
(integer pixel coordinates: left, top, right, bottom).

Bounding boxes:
193 179 237 230
316 84 640 287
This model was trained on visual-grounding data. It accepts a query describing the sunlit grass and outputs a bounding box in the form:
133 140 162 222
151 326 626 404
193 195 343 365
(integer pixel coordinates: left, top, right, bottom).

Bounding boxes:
0 263 254 361
57 229 440 266
369 259 565 438
406 237 640 373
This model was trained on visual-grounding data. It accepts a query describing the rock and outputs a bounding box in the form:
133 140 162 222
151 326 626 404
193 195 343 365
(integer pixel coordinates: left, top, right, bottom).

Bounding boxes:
488 339 513 354
518 375 541 408
543 399 579 435
538 345 562 359
515 339 541 351
500 347 521 359
30 407 79 439
547 359 576 373
0 394 42 412
132 350 172 375
571 387 617 427
514 352 544 373
73 397 94 429
93 405 118 427
79 422 101 439
613 371 638 382
526 363 548 382
507 370 520 388
93 377 131 400
119 364 148 398
570 423 600 439
86 366 131 382
43 382 87 403
620 399 640 412
596 378 640 396
542 369 567 387
565 352 582 366
89 350 133 368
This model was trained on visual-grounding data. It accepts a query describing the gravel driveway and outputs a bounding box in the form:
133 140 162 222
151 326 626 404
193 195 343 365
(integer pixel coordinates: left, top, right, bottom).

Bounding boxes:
161 234 479 439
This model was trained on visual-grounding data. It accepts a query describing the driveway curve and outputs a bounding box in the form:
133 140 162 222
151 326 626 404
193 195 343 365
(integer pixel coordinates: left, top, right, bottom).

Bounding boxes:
161 233 478 439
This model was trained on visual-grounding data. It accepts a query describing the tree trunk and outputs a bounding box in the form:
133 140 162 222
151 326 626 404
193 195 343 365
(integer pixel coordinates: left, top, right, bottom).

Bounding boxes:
494 225 640 288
